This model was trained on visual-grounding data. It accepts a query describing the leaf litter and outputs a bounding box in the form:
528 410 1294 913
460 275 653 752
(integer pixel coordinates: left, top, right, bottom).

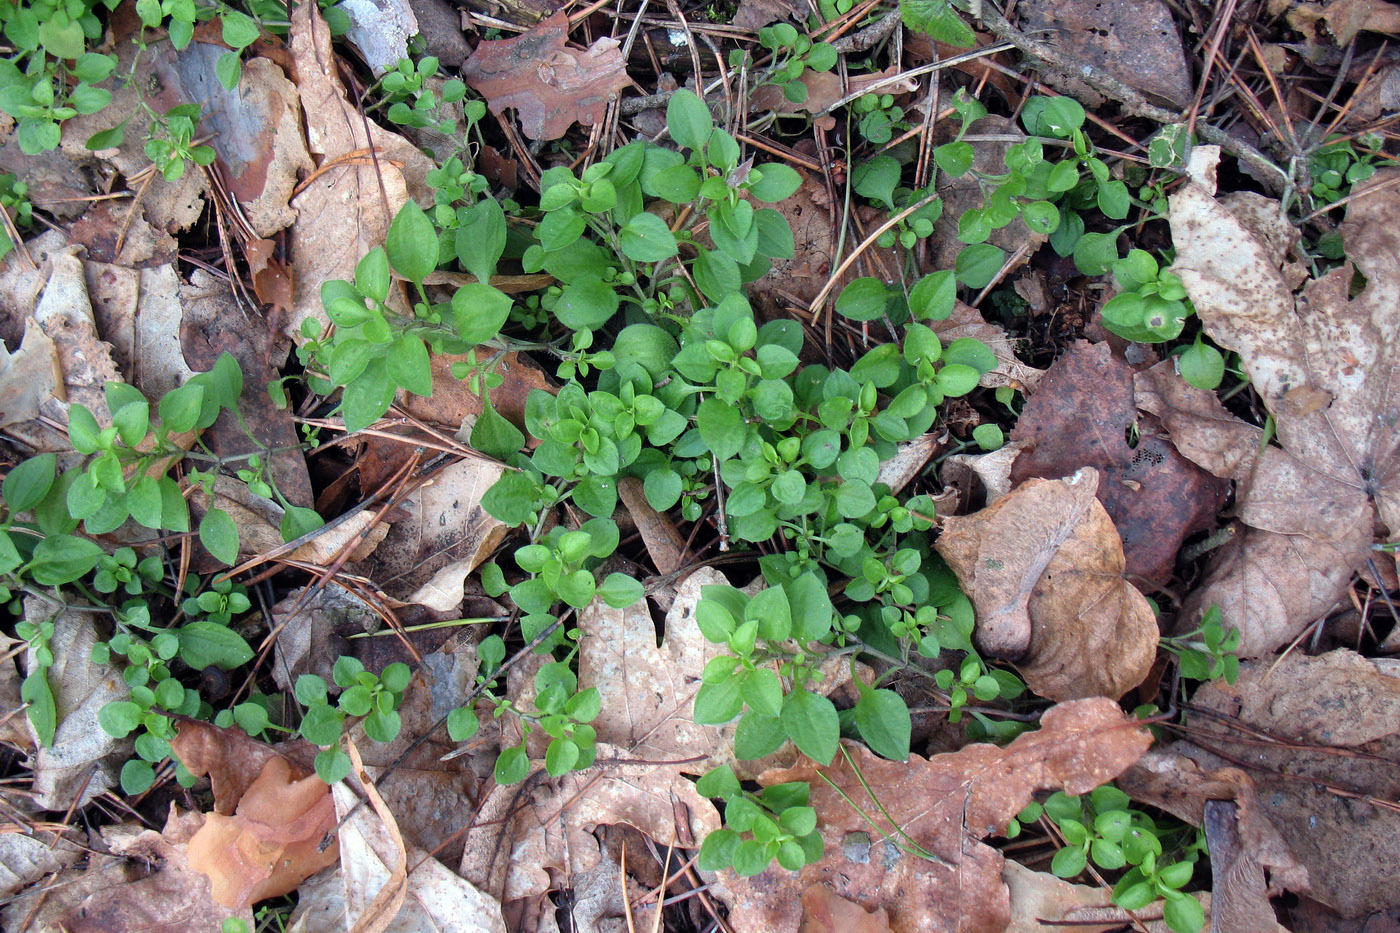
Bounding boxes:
3 1 1400 931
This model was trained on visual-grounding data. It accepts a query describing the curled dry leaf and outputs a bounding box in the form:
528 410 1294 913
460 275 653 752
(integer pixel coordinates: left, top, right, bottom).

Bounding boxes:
799 884 894 933
1010 340 1227 584
935 468 1158 701
1118 746 1307 928
1002 860 1196 933
462 11 633 141
716 698 1152 933
57 807 251 932
186 755 340 909
1157 154 1400 654
170 717 316 814
327 770 506 933
1162 650 1400 918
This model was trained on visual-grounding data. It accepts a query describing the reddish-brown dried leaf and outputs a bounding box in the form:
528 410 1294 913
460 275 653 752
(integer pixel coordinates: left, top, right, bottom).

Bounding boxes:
799 885 894 933
936 469 1158 701
1010 340 1228 584
717 698 1152 933
186 756 340 908
462 11 632 141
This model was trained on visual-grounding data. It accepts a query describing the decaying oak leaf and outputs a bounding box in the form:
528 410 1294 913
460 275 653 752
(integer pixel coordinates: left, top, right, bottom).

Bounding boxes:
799 884 894 933
186 756 340 908
716 698 1152 933
462 11 633 141
1154 153 1400 654
935 468 1158 701
1010 340 1227 584
458 741 721 907
57 807 251 932
1155 651 1400 918
1002 860 1201 932
171 718 317 815
578 568 730 770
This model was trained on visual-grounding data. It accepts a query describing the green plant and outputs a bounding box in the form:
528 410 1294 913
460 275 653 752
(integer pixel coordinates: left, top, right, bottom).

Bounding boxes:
1098 248 1192 344
1027 786 1207 933
1161 605 1240 684
731 24 838 106
0 0 115 153
0 173 34 263
1308 133 1381 206
296 659 412 782
142 103 217 181
696 765 823 875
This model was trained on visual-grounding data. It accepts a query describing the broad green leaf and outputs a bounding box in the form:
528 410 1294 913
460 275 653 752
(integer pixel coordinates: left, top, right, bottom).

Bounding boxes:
178 620 254 670
25 534 103 585
696 397 744 461
619 212 678 262
21 671 56 746
666 89 713 152
780 689 839 764
854 688 911 760
4 453 56 512
386 201 437 284
835 277 889 321
747 163 802 202
199 508 239 565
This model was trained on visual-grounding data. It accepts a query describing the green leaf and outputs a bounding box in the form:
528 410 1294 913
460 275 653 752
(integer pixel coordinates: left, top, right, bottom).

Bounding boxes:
447 706 479 741
38 15 84 59
4 453 56 512
158 383 206 434
854 688 911 761
955 243 1006 288
220 9 260 48
495 744 531 784
747 163 802 202
1163 894 1205 933
619 211 678 262
553 274 619 331
25 534 103 585
86 125 125 150
471 399 525 460
909 270 956 320
355 247 391 304
121 759 156 794
1178 338 1224 390
99 700 143 738
199 508 239 565
452 282 513 345
899 0 975 46
456 198 507 284
387 201 437 284
21 671 56 746
1051 844 1087 878
67 404 101 453
315 747 352 783
545 737 580 776
835 277 889 321
694 676 744 724
667 89 713 151
178 621 254 670
698 828 739 871
1021 200 1060 234
598 572 644 608
933 141 973 177
740 667 783 718
781 689 839 765
215 49 242 90
697 397 744 461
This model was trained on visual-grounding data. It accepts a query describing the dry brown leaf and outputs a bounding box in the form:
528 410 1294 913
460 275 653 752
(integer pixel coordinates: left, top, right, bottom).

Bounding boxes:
935 468 1158 701
397 347 555 437
1010 341 1228 584
1017 0 1193 107
340 0 420 76
458 741 721 906
186 756 340 908
1285 0 1400 45
154 44 313 238
799 884 894 933
0 831 82 899
57 807 252 932
577 567 731 770
350 457 508 610
716 698 1153 933
462 11 633 141
934 302 1044 392
1157 153 1400 654
1161 651 1400 918
0 317 63 432
327 770 506 933
285 0 433 341
171 717 317 814
21 598 129 809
